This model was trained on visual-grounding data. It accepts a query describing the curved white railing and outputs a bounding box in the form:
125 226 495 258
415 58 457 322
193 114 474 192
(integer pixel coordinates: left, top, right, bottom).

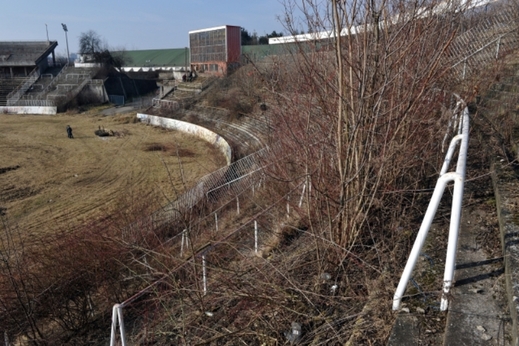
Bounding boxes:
393 96 469 311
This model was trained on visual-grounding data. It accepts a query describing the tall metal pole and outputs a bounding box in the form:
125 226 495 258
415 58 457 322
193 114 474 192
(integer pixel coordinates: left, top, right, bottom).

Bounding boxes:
45 24 49 43
61 23 70 63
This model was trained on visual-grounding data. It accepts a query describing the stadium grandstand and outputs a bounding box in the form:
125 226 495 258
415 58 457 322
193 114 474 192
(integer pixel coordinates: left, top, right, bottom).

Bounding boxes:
0 41 58 107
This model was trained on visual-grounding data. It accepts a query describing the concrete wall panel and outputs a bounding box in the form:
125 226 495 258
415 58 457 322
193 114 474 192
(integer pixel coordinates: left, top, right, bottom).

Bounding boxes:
0 106 57 115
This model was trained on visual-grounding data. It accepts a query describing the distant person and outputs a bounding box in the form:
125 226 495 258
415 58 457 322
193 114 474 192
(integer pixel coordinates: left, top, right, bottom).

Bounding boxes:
66 125 73 139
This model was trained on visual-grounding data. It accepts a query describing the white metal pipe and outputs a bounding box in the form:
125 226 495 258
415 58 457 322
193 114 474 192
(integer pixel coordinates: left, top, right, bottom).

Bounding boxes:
440 134 463 176
455 107 470 176
393 105 469 311
441 107 469 310
392 173 454 310
441 176 464 310
237 197 240 215
110 304 127 346
110 304 118 346
215 213 218 232
117 305 127 346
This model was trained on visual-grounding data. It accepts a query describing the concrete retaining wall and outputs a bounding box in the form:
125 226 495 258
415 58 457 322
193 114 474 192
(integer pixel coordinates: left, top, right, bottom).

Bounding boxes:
491 159 519 346
137 113 232 165
1 106 57 115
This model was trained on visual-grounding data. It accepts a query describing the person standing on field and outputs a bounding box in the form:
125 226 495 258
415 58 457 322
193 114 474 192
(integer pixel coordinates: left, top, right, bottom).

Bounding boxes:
66 125 73 139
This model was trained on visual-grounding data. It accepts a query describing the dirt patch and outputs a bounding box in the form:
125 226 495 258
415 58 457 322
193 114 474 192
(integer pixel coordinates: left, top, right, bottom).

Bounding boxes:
0 165 20 174
143 142 196 157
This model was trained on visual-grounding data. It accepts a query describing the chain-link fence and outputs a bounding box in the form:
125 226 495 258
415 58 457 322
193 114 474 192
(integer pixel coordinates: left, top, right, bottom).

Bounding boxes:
450 7 519 79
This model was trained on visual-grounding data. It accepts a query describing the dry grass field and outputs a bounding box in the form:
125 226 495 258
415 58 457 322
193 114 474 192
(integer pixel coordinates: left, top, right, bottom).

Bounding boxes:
0 110 226 238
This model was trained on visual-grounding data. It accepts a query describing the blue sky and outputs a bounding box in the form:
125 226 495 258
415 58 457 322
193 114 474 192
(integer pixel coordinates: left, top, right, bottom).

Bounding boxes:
0 0 290 56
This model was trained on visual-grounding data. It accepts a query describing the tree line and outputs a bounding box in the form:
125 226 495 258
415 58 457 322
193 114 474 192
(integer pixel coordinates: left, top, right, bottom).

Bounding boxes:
241 28 285 45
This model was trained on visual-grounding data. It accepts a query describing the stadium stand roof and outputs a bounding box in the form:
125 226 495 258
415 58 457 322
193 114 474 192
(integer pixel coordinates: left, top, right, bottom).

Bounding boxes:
0 41 58 67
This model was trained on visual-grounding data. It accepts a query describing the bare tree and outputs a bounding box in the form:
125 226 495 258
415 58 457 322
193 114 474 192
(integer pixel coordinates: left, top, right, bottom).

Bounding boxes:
258 0 466 256
78 30 103 55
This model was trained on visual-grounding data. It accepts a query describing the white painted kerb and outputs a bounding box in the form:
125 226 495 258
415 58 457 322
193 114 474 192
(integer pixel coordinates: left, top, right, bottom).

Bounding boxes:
137 113 232 166
0 106 57 115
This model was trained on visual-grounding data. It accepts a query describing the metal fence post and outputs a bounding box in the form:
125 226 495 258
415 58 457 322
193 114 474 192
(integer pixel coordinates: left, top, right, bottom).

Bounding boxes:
496 36 501 59
181 229 188 256
202 255 207 295
299 182 306 207
254 220 258 254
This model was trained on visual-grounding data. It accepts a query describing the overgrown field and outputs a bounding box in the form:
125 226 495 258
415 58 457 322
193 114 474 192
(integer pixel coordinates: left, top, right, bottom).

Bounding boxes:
0 111 226 238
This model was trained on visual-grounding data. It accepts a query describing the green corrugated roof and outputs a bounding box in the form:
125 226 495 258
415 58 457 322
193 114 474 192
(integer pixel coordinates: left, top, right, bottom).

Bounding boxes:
120 44 305 67
122 48 190 67
241 43 309 61
242 44 288 60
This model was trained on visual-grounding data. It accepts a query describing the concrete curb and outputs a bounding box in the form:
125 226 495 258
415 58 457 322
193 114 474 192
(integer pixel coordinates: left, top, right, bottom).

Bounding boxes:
491 158 519 346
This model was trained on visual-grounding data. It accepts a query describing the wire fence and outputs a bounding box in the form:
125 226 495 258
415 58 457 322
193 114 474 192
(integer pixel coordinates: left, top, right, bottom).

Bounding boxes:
9 99 55 107
449 8 519 79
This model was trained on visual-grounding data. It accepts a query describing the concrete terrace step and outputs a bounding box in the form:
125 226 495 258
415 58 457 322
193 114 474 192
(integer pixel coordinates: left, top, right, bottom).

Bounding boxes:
147 103 271 159
186 110 269 158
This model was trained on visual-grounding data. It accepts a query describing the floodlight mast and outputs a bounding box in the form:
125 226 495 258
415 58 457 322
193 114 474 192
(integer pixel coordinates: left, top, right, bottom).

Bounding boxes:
61 23 70 63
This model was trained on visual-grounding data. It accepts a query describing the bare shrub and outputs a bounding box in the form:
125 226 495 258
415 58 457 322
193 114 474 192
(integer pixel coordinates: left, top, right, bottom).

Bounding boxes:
254 0 468 255
0 189 172 344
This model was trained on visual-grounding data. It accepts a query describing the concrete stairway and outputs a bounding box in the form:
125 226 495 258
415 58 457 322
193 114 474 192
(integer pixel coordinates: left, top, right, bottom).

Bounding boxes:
16 65 98 105
0 77 25 106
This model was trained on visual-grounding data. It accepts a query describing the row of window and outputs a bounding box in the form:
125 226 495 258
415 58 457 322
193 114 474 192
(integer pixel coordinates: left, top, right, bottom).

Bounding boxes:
191 53 226 63
190 30 226 48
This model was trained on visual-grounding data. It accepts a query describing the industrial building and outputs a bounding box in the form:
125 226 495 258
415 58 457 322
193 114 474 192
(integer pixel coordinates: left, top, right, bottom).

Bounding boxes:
188 25 241 76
